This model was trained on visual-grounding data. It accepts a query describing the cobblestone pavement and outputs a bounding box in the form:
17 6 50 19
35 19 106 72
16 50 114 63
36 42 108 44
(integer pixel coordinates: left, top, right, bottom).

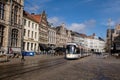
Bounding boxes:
5 54 119 80
0 54 63 66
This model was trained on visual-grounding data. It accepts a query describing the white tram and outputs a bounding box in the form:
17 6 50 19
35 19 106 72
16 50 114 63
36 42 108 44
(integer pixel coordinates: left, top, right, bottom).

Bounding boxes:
65 43 82 59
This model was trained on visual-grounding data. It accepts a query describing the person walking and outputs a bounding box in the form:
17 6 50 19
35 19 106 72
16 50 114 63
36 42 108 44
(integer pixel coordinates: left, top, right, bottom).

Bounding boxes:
21 51 25 62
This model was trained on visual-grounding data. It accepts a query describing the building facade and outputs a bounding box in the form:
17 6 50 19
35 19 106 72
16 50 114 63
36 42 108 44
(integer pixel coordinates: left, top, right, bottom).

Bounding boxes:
48 26 56 48
85 34 105 53
23 11 39 53
31 11 49 51
106 29 114 53
55 24 68 47
112 24 120 53
0 0 24 55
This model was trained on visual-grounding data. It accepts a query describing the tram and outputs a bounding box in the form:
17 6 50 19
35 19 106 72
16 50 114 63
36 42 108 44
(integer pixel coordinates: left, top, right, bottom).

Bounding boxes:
65 43 82 59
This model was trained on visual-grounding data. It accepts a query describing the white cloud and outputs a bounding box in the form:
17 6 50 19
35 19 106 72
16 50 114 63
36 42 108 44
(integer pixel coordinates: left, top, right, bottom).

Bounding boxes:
68 23 86 32
84 19 96 27
48 17 64 26
115 18 120 25
48 17 96 33
29 5 40 12
68 19 96 33
24 0 52 13
24 4 42 13
101 19 116 27
101 0 120 14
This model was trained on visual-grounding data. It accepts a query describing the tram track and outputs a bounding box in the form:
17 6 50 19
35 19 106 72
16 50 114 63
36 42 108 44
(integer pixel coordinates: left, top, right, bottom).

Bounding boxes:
0 58 66 80
0 57 63 69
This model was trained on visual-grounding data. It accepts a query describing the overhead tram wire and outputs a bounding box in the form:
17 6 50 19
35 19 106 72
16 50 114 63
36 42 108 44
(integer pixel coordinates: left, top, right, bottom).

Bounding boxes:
24 0 40 13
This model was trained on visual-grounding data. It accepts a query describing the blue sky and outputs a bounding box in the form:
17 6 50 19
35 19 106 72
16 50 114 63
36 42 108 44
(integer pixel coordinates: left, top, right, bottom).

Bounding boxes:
24 0 120 39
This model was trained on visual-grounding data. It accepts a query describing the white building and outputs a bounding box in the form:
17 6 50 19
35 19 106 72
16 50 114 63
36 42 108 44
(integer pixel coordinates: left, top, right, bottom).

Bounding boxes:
71 32 84 45
85 35 105 53
48 26 56 48
23 11 39 53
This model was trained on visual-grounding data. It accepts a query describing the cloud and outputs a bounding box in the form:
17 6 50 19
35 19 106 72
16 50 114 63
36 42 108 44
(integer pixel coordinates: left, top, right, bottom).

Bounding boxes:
68 19 96 33
48 17 64 26
27 5 40 13
24 4 42 13
48 17 96 33
101 19 116 28
24 0 52 13
109 20 116 27
116 19 120 24
48 17 87 32
101 0 120 14
68 23 86 33
84 19 96 27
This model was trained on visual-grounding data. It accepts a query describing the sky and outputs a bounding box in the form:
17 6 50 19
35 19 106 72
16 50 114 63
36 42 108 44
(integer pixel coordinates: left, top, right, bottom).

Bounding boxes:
24 0 120 39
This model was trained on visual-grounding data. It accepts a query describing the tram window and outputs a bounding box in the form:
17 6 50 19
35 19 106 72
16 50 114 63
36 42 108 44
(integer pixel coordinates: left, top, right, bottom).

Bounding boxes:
66 45 77 54
76 48 80 54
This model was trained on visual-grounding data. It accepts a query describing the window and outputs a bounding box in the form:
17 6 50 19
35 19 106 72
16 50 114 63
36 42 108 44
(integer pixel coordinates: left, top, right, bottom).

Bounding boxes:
34 43 36 51
23 42 25 50
32 23 34 28
31 43 33 50
35 24 37 29
24 19 26 26
24 29 26 36
28 21 30 27
11 8 14 24
31 31 33 38
28 30 30 37
27 42 29 50
11 29 18 47
0 2 5 20
14 6 18 24
0 25 4 48
35 32 37 38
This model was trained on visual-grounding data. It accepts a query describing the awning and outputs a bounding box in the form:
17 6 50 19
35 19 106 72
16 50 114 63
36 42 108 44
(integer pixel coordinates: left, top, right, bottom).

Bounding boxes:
39 44 47 51
46 47 52 51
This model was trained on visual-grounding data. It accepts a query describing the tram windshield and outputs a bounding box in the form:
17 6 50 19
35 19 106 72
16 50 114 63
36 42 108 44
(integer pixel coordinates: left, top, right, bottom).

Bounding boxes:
66 45 76 54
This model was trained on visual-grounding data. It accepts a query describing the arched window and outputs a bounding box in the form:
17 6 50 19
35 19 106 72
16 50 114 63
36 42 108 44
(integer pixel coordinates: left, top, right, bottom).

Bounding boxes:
0 25 4 48
11 29 18 47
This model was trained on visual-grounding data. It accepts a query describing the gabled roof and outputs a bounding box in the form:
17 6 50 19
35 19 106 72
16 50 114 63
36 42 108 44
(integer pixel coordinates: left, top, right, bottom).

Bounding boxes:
31 14 41 24
87 36 94 39
23 10 41 23
55 25 67 34
79 33 87 38
98 37 105 41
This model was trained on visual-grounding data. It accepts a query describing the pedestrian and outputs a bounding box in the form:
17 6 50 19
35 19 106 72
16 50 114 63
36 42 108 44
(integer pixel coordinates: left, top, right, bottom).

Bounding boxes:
21 51 25 62
9 47 13 58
